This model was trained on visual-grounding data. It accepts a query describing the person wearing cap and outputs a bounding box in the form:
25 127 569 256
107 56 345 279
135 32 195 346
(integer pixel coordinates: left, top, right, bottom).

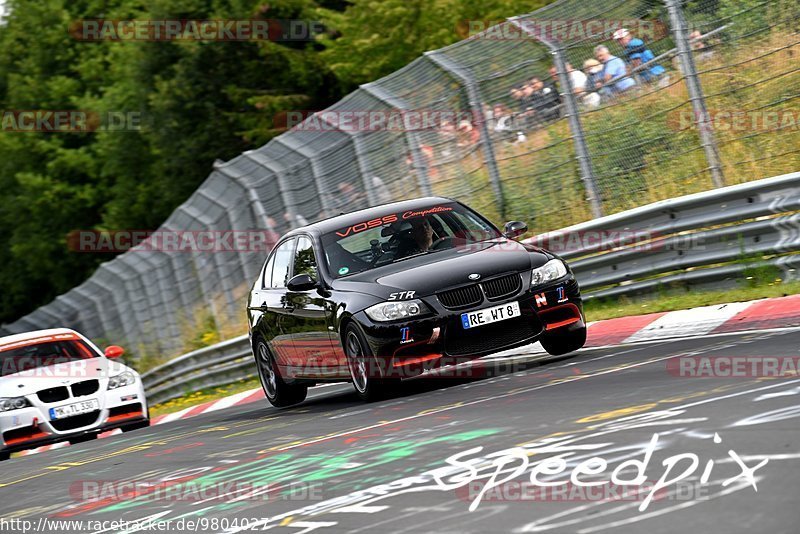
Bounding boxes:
593 45 636 96
613 28 667 85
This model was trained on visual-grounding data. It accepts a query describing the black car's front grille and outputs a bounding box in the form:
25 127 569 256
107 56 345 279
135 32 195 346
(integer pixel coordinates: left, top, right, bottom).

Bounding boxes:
37 386 70 403
437 273 523 309
445 316 541 356
483 273 522 301
437 284 483 310
71 380 99 397
50 411 101 431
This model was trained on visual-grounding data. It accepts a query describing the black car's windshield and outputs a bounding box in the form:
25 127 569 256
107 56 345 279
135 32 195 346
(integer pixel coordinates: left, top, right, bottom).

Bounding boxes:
320 202 502 278
0 334 99 377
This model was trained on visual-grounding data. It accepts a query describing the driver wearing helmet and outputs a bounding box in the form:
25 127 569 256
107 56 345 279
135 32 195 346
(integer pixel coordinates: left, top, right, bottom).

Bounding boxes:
394 216 434 259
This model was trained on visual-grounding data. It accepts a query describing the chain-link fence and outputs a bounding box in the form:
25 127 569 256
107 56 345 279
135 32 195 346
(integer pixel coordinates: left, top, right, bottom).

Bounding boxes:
3 0 798 363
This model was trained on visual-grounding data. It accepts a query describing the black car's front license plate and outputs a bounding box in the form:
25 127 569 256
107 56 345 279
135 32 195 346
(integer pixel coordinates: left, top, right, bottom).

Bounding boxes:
461 301 521 329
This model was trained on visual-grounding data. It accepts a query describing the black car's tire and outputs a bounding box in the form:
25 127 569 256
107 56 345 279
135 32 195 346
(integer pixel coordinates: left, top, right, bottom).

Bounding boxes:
344 323 399 402
69 434 98 445
121 419 151 432
540 325 587 356
0 451 10 461
255 339 308 407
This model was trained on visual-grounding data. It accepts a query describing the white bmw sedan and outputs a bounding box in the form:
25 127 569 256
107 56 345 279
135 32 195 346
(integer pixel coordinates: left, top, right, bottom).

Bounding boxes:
0 328 149 460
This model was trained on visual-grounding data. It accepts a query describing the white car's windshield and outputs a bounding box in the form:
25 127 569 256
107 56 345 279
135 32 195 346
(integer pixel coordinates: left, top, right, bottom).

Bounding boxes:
0 335 99 377
320 202 502 279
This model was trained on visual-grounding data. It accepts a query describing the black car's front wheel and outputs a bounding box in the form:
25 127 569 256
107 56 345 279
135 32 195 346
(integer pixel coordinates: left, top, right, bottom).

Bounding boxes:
344 324 398 402
256 339 307 407
540 325 587 356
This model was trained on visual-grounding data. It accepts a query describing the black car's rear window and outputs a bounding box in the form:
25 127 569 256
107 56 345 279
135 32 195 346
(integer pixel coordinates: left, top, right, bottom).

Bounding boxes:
320 202 501 278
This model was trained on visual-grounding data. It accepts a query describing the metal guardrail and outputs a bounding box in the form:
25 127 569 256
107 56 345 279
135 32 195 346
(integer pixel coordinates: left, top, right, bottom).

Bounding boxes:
530 171 800 299
142 334 251 406
142 172 800 405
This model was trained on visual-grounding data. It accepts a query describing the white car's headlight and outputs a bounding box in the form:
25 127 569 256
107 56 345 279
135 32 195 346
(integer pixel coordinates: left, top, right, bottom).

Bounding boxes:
531 259 568 286
107 371 136 390
365 299 426 322
0 397 30 412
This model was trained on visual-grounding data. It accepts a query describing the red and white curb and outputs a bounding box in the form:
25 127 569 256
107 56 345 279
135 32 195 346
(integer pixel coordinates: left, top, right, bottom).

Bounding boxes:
16 389 267 457
15 293 800 458
584 293 800 346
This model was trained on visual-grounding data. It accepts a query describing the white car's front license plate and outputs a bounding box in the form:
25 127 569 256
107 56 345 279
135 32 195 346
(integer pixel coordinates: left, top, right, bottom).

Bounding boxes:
461 301 521 329
49 399 99 420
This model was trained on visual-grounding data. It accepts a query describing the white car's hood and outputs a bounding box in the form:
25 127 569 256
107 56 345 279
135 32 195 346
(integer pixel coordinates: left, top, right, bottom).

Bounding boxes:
0 358 129 397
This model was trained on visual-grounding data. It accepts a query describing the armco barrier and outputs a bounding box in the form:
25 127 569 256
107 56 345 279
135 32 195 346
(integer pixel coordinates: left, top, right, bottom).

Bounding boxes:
541 171 800 297
142 172 800 405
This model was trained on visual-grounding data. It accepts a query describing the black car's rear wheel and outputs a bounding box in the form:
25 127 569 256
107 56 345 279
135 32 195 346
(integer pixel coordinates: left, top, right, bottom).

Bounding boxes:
540 325 587 356
0 451 10 461
345 324 398 402
256 339 307 407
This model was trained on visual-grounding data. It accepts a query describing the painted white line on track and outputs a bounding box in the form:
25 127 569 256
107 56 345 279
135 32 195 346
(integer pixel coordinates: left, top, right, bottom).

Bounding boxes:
624 301 753 343
200 389 261 415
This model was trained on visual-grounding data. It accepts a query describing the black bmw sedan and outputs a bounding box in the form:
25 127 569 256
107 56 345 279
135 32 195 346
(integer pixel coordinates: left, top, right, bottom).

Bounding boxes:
247 197 586 406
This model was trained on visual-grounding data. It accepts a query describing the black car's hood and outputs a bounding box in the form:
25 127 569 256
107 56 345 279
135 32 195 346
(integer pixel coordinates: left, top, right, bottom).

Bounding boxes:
330 239 550 298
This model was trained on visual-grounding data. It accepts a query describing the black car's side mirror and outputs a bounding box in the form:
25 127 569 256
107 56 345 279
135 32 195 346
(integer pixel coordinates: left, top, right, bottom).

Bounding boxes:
503 221 528 239
287 273 317 292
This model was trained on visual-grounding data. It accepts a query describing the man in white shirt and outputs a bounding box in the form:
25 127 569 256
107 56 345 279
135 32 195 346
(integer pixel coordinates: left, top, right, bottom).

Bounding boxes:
549 64 589 98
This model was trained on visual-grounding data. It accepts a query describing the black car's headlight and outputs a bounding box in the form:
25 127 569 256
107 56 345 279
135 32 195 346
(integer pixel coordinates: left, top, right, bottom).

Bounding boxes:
0 397 31 412
365 299 427 322
107 371 136 390
531 259 568 286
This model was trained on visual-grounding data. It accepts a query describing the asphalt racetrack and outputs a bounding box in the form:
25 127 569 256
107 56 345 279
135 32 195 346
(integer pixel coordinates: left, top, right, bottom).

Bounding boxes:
2 328 799 533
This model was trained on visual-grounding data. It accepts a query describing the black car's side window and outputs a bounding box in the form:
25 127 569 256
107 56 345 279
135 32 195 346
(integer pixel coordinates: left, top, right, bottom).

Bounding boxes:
269 239 296 289
294 236 318 279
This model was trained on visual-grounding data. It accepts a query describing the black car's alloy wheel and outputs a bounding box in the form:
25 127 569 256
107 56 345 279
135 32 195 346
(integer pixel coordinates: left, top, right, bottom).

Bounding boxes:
256 339 307 407
344 324 398 402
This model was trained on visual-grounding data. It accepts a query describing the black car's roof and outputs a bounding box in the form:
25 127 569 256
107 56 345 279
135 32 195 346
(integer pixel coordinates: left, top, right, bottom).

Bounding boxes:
286 196 456 238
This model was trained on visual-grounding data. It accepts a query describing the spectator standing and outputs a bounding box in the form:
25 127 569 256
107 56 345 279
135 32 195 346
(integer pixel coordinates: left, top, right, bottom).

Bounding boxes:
593 45 636 97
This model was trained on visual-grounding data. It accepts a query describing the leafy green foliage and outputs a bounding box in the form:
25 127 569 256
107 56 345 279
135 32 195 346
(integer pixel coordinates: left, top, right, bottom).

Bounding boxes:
1 0 545 323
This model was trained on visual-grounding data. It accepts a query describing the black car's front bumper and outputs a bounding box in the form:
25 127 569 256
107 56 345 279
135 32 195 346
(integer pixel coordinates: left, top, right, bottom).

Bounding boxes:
353 273 584 378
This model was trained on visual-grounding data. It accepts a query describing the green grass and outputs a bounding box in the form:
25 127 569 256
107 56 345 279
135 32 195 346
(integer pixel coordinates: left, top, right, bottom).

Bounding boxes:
585 280 800 321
